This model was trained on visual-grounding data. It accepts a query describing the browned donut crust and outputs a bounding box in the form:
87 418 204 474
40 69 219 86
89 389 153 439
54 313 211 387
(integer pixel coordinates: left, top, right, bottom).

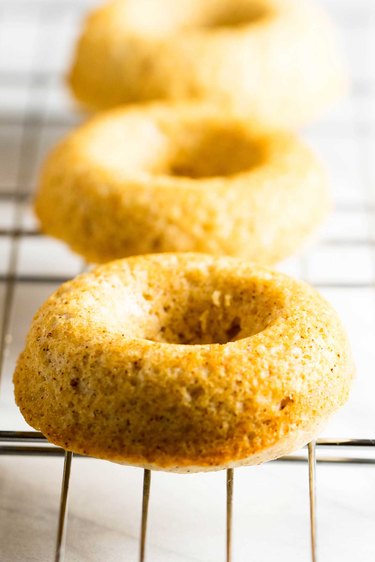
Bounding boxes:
14 254 354 472
68 0 345 127
34 103 329 264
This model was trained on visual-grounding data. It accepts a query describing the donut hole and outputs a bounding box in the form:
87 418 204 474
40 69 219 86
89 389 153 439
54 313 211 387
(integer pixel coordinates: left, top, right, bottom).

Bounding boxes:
86 113 265 180
120 267 284 345
154 308 249 345
145 284 280 345
166 124 264 179
202 2 269 29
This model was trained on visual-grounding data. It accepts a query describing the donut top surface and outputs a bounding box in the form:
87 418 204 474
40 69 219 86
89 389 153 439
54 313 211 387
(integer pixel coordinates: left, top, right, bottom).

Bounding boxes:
14 254 354 471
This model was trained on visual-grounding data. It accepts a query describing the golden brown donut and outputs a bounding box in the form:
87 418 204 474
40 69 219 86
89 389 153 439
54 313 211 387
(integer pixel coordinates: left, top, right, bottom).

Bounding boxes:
14 253 354 472
35 103 329 264
68 0 345 127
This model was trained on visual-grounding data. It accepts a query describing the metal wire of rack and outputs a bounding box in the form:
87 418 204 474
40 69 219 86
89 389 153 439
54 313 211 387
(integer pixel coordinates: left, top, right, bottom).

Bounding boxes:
0 1 374 561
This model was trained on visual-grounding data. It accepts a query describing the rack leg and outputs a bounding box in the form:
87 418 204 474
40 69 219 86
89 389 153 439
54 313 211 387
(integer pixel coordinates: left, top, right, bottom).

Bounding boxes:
226 468 234 562
55 451 73 562
139 469 151 562
308 441 317 562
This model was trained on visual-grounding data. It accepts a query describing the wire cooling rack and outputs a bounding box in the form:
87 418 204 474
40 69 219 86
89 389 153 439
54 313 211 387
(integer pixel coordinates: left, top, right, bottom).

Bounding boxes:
0 1 374 561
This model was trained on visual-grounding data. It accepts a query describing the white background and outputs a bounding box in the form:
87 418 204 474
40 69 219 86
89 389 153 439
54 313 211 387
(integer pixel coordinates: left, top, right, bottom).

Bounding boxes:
0 1 374 561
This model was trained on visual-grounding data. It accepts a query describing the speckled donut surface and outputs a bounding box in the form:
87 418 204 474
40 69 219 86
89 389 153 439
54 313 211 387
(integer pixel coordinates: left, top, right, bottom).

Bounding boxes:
14 254 354 472
68 0 345 127
35 104 329 265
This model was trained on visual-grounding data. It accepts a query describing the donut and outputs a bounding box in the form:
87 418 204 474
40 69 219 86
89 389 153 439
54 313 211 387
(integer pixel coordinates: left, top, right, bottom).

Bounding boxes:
34 103 329 264
68 0 345 127
14 253 354 472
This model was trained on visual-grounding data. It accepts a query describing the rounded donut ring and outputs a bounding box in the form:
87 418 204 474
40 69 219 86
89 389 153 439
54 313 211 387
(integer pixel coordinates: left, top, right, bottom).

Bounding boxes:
68 0 345 127
35 103 329 264
14 254 354 472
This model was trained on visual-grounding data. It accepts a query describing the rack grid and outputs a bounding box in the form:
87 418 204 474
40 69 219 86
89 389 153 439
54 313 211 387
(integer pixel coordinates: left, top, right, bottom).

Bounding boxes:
0 1 374 561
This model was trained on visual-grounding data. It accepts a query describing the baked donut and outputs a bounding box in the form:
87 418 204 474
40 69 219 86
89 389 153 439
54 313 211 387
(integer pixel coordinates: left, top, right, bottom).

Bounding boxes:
35 103 329 264
14 253 353 472
68 0 345 127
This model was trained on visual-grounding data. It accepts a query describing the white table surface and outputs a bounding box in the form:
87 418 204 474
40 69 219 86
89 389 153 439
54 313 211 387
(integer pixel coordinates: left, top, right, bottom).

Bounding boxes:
0 1 374 561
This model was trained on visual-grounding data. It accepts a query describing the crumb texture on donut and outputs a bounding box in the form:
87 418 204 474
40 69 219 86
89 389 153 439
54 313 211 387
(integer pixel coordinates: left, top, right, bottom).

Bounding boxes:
35 104 329 264
68 0 345 127
14 254 354 472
